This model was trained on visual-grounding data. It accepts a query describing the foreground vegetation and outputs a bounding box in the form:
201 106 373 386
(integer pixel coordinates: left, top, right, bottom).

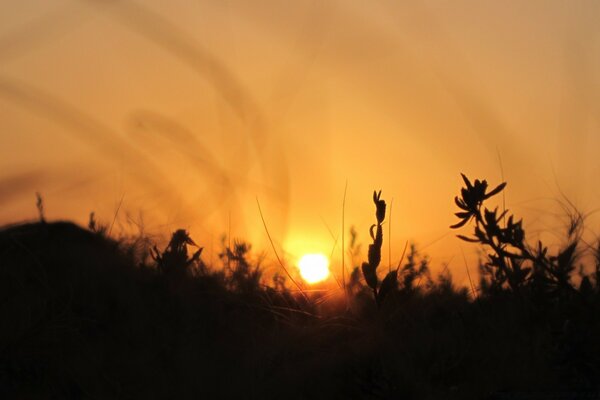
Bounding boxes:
1 176 599 399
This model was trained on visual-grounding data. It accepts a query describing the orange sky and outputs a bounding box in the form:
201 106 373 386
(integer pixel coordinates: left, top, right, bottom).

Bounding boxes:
1 0 599 286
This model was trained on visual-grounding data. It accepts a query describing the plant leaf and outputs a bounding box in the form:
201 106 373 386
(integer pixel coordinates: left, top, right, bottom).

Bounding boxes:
484 182 507 199
450 218 470 229
461 173 473 190
378 270 398 304
361 262 378 289
457 234 479 243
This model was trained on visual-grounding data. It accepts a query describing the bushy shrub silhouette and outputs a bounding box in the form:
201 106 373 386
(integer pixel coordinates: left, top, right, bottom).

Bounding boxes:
451 174 591 300
451 174 600 389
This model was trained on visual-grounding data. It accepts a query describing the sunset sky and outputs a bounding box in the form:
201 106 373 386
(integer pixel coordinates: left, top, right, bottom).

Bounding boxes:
1 0 599 284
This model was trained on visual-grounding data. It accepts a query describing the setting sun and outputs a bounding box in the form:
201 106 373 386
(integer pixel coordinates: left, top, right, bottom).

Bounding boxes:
297 254 330 284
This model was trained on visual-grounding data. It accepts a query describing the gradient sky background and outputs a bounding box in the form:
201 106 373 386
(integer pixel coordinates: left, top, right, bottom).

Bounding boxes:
1 0 599 285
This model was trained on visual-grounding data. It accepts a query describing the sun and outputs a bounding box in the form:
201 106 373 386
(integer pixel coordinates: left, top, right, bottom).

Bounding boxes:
297 253 330 284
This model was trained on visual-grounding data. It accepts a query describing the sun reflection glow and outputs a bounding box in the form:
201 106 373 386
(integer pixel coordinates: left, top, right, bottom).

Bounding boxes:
297 253 330 284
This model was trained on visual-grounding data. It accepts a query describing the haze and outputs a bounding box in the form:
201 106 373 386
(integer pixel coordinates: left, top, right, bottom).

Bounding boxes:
1 0 599 284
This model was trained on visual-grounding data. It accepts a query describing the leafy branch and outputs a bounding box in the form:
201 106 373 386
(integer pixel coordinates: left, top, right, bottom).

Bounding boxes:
451 174 581 298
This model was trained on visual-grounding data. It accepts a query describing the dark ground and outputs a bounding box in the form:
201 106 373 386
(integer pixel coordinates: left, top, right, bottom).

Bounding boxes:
1 219 599 399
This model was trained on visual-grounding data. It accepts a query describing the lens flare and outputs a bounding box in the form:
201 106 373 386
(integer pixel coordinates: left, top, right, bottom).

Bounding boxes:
297 253 330 284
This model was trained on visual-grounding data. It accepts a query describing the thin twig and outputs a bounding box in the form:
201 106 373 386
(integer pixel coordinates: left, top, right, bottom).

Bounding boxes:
320 215 337 242
496 147 507 228
461 246 478 300
327 234 343 289
256 197 306 299
228 210 231 272
108 193 125 237
395 240 409 273
389 198 393 273
342 180 348 294
321 216 343 288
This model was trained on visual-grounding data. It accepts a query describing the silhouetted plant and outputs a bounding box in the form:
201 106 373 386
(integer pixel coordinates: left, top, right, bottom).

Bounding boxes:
152 229 202 277
347 226 362 271
220 240 262 293
451 174 584 298
346 226 366 297
35 192 45 223
87 211 109 236
88 211 98 232
398 243 432 293
361 191 398 307
434 266 465 297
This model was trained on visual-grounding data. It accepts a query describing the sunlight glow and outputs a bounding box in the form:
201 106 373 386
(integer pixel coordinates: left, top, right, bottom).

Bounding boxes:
297 253 330 284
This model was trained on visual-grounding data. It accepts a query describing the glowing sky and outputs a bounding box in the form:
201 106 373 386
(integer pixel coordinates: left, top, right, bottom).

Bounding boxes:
1 1 599 284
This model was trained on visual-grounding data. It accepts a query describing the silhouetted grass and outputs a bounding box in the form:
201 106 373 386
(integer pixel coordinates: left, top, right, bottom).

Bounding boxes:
1 178 600 399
